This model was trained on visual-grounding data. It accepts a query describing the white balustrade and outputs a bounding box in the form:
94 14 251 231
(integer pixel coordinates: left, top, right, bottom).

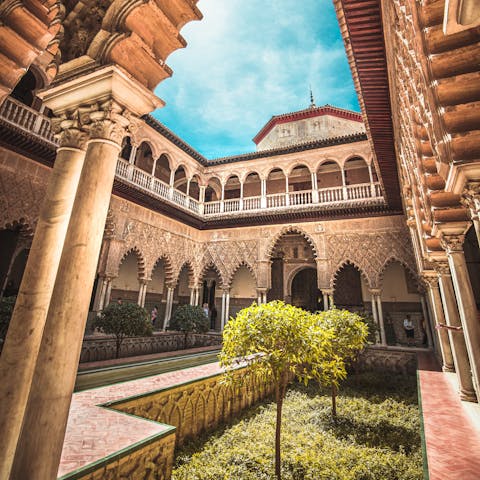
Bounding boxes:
0 97 56 144
288 190 312 206
242 196 261 211
0 99 385 218
266 192 287 208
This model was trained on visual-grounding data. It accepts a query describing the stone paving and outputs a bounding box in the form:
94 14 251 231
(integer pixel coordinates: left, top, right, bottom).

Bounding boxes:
58 361 223 478
417 352 480 480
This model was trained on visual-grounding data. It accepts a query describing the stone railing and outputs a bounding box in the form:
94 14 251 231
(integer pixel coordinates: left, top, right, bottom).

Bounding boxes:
0 96 56 145
80 332 222 363
1 98 387 219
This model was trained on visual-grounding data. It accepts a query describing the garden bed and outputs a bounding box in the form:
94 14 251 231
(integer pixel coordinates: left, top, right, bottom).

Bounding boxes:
172 372 423 480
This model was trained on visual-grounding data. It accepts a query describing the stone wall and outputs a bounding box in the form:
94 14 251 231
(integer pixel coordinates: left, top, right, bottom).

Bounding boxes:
109 368 274 447
80 332 222 363
357 346 418 375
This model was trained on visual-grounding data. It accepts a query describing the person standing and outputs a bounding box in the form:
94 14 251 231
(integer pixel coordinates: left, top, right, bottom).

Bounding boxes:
151 305 158 327
403 315 415 346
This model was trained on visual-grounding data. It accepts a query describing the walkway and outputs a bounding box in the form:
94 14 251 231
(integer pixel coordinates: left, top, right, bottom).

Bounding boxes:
417 352 480 480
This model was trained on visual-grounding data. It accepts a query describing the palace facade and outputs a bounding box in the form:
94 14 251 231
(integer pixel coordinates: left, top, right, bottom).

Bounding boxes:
0 0 479 478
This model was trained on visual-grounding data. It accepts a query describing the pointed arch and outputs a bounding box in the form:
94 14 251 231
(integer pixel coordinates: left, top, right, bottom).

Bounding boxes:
118 247 146 279
227 260 257 287
377 256 419 291
330 259 370 290
174 261 195 287
199 261 225 288
150 254 174 286
264 225 318 261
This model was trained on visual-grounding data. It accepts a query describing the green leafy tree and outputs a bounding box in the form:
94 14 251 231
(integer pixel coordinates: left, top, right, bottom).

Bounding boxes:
220 301 333 480
94 302 152 358
313 308 369 418
167 304 209 349
0 296 16 348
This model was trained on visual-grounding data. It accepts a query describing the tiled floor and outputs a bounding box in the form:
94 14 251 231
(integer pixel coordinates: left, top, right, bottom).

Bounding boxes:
58 361 223 478
417 352 480 480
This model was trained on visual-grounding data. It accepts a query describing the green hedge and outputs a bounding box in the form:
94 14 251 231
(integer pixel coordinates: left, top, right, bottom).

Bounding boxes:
173 373 422 480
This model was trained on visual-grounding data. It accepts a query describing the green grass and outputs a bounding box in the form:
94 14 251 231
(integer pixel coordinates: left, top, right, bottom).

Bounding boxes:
172 372 422 480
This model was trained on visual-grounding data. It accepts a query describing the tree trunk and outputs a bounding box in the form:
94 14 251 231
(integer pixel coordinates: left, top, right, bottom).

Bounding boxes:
275 380 284 480
331 383 337 419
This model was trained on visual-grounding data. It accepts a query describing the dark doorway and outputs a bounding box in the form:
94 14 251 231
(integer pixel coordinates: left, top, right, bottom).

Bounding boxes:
334 263 363 308
291 268 321 312
464 226 480 308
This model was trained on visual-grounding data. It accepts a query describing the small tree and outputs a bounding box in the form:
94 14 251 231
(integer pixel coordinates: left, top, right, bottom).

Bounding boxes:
167 304 209 349
313 308 369 418
94 302 152 358
220 301 333 480
0 296 16 349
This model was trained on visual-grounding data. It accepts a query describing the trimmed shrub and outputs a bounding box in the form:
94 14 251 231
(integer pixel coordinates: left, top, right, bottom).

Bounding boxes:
168 304 209 349
94 302 152 358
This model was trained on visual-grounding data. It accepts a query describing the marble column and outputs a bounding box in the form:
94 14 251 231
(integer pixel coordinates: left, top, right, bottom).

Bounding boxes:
260 178 267 208
137 280 146 306
419 295 433 348
435 260 477 401
372 290 386 345
11 105 130 479
423 275 455 372
221 289 230 330
0 127 87 479
441 234 480 399
321 289 332 311
163 286 174 330
369 289 380 344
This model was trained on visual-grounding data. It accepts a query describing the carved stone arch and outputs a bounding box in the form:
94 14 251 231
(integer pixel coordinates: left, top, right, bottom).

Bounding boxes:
330 259 371 291
377 256 420 292
343 153 369 167
199 261 226 288
227 260 257 288
285 264 316 297
150 254 175 286
240 169 262 183
264 165 287 178
118 246 146 280
264 225 318 261
286 162 313 176
172 162 193 181
135 137 160 159
173 261 195 287
314 157 342 172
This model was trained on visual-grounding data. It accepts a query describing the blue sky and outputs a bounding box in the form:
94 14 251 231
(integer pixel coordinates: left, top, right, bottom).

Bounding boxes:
153 0 359 159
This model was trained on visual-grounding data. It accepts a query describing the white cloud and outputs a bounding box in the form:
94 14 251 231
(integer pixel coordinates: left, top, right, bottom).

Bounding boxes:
154 0 359 157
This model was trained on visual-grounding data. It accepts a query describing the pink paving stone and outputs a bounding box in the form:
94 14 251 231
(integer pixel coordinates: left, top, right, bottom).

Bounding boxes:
417 352 480 480
58 362 224 478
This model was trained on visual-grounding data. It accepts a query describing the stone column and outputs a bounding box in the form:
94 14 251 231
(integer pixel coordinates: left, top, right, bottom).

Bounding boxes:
94 275 109 312
137 280 146 306
220 182 225 213
321 289 331 311
11 108 130 479
260 178 267 208
221 290 226 328
423 275 455 372
127 143 137 180
369 289 380 344
189 287 195 305
285 175 290 206
169 169 175 199
0 125 87 479
311 171 319 203
239 181 244 210
370 289 386 345
341 168 347 199
435 261 477 401
419 295 433 348
194 286 200 306
10 65 161 480
199 185 206 215
462 182 480 246
163 286 174 330
221 289 230 330
441 234 480 398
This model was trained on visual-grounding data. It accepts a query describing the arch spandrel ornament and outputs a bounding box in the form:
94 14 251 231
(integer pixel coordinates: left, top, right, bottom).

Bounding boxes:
262 225 319 261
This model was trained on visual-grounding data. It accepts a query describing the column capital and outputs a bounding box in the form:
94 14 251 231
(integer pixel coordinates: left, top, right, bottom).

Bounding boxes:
369 288 381 295
440 233 465 254
422 273 439 289
51 115 88 150
87 101 132 145
321 288 333 295
461 181 480 208
431 259 451 276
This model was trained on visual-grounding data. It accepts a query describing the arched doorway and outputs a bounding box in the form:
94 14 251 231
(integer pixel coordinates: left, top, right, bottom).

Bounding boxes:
110 251 143 305
334 263 364 308
201 266 222 330
267 231 317 307
173 264 194 317
291 268 321 312
229 265 256 317
344 156 371 185
145 258 168 327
